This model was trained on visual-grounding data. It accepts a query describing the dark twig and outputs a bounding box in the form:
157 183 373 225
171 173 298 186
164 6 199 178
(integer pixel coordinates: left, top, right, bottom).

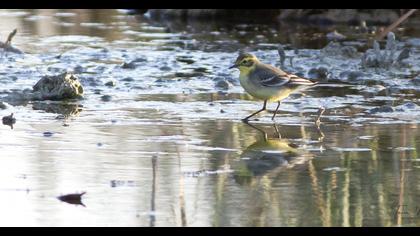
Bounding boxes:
5 29 17 45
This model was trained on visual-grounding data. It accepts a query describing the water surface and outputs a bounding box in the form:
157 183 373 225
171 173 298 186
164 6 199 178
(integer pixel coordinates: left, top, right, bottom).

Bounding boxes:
0 9 420 226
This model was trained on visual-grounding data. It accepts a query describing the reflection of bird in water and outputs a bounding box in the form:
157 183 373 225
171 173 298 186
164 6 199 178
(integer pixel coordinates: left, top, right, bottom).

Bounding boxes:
235 123 313 182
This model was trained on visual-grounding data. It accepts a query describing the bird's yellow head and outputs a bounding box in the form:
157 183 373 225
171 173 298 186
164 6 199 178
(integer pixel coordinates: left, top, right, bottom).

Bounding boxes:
229 53 259 74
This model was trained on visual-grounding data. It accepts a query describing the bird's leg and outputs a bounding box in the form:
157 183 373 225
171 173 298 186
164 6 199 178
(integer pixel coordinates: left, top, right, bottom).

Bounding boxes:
273 123 281 139
271 101 281 121
242 100 267 122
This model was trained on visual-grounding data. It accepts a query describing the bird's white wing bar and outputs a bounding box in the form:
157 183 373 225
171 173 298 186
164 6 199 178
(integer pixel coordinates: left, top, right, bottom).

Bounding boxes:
259 75 290 87
288 75 314 85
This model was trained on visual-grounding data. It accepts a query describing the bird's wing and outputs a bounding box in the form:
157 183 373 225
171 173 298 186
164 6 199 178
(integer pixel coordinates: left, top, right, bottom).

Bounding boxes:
253 64 291 87
253 64 314 87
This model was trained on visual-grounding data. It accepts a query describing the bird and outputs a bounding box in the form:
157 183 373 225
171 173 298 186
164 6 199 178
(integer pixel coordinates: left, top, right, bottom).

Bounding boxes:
229 52 316 122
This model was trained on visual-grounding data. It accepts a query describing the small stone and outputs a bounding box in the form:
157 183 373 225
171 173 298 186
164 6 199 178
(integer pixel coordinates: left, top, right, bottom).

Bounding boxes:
368 105 395 114
0 102 6 109
396 102 418 111
121 61 137 69
43 131 54 137
159 66 172 71
132 57 147 63
101 95 112 102
193 67 208 73
176 56 195 64
220 109 225 113
121 77 134 82
307 67 329 80
105 81 116 87
174 72 203 78
215 80 230 90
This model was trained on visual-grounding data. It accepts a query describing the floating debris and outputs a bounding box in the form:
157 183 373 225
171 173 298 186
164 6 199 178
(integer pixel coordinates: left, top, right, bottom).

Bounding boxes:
2 113 16 129
57 192 86 207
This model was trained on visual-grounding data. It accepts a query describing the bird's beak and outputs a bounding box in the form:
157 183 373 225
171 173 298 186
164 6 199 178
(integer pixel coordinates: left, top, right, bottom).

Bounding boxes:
229 64 238 69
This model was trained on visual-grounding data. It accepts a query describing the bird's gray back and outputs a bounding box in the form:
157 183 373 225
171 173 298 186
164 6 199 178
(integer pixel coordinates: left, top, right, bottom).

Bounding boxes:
251 62 314 88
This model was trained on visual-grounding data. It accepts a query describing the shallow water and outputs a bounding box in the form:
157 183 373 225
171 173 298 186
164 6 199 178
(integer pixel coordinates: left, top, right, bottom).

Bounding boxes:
0 9 420 226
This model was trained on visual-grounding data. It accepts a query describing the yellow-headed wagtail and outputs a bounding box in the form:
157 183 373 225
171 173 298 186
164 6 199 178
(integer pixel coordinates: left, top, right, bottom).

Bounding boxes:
229 52 316 122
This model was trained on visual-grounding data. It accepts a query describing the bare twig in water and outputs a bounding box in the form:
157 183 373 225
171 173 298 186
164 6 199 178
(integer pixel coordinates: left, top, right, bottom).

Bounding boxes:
315 107 325 126
315 107 326 142
5 29 17 45
376 9 417 40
